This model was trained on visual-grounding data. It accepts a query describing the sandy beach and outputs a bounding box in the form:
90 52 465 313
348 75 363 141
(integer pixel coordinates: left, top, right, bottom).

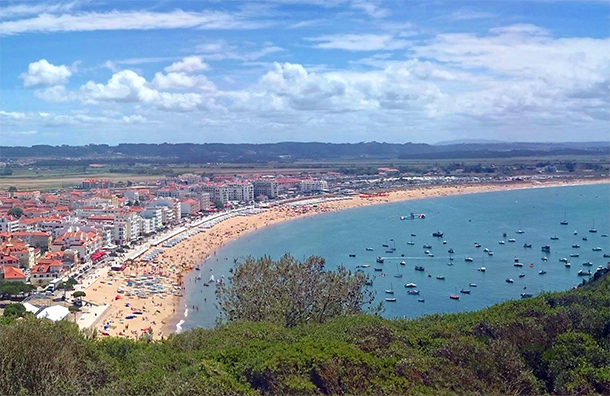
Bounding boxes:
85 178 609 339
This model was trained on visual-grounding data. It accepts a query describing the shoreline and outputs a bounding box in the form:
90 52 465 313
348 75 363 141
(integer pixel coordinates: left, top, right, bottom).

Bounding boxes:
87 177 610 339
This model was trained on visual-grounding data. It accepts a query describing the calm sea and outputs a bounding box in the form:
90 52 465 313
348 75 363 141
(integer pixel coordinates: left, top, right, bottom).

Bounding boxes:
181 183 610 331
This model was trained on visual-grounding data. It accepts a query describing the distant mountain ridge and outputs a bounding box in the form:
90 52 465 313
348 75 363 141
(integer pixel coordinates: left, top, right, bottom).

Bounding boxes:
1 141 608 164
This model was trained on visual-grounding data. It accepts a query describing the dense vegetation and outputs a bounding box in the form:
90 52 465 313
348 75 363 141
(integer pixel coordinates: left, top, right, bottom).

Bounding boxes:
215 255 376 327
1 269 609 395
1 141 608 164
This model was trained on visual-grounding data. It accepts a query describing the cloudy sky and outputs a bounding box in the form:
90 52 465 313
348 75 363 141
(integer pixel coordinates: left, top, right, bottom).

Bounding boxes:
1 0 609 146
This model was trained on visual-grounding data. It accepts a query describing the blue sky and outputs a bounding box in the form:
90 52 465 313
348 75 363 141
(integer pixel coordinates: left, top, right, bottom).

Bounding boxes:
1 0 609 146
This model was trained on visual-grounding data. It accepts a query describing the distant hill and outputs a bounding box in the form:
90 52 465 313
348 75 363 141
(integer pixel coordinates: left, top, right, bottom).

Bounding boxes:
1 141 608 164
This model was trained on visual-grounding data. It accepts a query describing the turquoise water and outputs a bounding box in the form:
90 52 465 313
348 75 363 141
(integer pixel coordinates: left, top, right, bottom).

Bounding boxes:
181 184 610 330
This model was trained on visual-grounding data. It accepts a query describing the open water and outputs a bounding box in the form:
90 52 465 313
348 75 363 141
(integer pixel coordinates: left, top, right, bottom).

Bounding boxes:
180 183 610 331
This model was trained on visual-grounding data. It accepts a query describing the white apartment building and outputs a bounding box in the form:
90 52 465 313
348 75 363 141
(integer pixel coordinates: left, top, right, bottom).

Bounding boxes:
300 179 329 193
0 216 20 233
226 182 254 203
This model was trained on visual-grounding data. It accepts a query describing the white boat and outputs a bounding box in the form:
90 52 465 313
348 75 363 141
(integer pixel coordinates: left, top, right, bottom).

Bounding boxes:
499 241 505 245
404 283 417 288
478 267 486 272
465 257 474 262
366 247 374 251
508 239 516 243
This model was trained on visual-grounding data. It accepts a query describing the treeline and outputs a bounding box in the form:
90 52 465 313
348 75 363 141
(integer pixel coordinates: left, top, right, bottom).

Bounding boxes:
0 264 608 395
1 141 609 164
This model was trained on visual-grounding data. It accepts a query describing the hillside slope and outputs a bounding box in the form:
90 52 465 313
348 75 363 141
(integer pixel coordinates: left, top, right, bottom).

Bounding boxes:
0 272 608 396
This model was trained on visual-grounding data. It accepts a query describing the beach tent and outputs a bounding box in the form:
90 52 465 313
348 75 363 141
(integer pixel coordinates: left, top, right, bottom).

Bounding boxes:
36 305 70 322
22 302 40 314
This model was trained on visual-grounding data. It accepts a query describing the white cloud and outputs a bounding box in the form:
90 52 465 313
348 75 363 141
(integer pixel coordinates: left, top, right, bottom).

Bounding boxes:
0 2 77 19
80 69 220 112
20 59 72 87
349 0 388 18
447 9 497 21
308 33 409 51
0 10 263 36
34 85 76 102
152 72 216 91
164 56 210 73
195 40 283 61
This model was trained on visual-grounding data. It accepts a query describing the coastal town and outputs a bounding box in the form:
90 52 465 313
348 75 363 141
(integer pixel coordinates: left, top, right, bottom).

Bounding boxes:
0 168 607 339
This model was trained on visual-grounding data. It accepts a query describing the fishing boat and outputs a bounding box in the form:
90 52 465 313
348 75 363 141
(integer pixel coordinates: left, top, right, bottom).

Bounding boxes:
582 237 588 241
541 245 551 253
578 269 592 276
572 244 580 248
582 261 593 266
506 278 514 283
565 262 571 267
539 270 547 275
603 253 610 258
469 283 477 287
570 253 580 257
474 242 481 248
404 283 417 288
519 273 525 278
488 251 494 256
460 288 471 294
376 257 384 263
449 294 460 300
411 233 416 237
382 244 389 248
432 231 444 237
449 256 454 261
366 247 374 251
408 289 420 295
559 257 568 263
478 267 486 272
414 266 425 271
541 257 548 262
508 238 516 243
521 293 533 298
592 247 602 251
385 297 397 302
514 262 523 267
423 244 432 249
523 243 532 248
465 257 474 262
436 275 445 280
374 267 383 272
448 248 455 254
